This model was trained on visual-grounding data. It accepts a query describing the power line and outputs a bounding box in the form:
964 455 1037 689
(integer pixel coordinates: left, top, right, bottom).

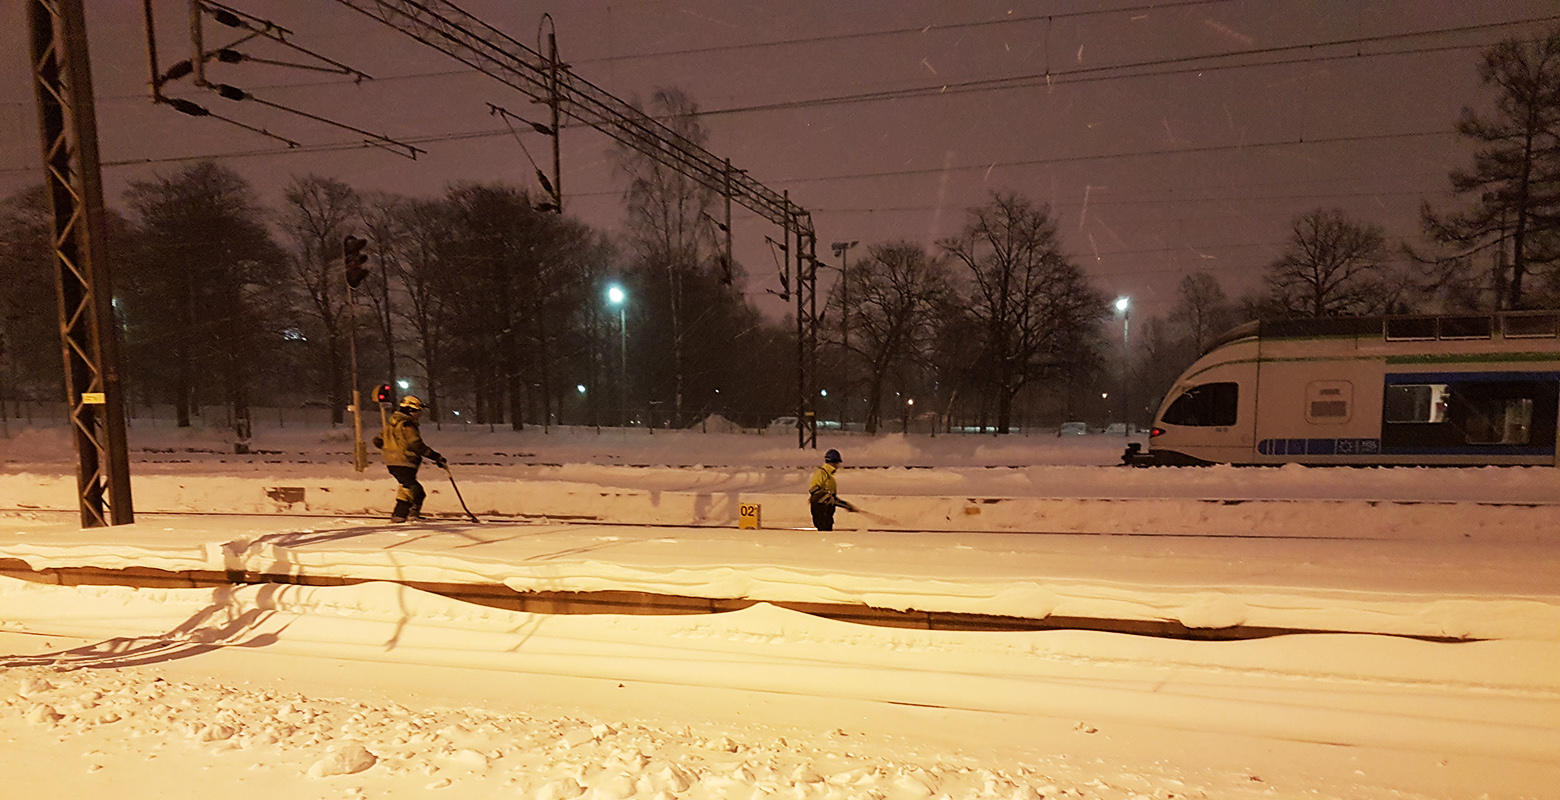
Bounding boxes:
814 186 1458 214
88 12 1557 113
86 0 1230 98
771 129 1456 186
699 23 1560 117
30 12 1539 175
575 0 1234 64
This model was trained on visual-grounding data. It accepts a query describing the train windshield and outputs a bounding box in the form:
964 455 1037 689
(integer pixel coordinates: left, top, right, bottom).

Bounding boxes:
1161 382 1238 427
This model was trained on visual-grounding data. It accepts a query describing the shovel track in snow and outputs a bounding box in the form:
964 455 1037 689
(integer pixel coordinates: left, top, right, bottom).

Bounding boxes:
0 557 1472 644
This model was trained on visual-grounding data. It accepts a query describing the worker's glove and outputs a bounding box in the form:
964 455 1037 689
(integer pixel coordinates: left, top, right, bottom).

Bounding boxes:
372 435 384 449
434 456 448 469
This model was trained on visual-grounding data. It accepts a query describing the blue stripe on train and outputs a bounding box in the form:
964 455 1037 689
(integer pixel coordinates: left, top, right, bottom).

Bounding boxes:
1257 438 1380 456
1258 438 1554 457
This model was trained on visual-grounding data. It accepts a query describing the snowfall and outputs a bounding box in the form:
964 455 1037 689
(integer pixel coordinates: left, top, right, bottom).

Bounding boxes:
0 415 1557 800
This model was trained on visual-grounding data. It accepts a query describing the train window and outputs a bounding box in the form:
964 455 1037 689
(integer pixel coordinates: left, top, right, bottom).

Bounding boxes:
1463 397 1534 444
1383 384 1448 423
1382 377 1558 452
1305 381 1352 423
1161 382 1238 427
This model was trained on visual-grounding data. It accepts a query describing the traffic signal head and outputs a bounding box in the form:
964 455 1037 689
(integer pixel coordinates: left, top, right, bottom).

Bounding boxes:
343 235 370 288
375 383 393 404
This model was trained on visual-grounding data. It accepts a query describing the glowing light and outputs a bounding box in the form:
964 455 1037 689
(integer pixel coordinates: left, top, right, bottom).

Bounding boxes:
577 384 587 394
607 284 626 305
396 379 410 390
1114 296 1130 313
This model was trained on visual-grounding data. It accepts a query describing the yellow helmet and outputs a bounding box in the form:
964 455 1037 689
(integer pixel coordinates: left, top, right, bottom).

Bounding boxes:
398 395 424 413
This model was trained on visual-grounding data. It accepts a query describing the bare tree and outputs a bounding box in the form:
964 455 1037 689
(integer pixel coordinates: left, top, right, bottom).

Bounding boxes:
941 192 1106 433
279 176 361 425
1265 208 1391 318
121 162 285 444
615 87 721 427
1422 28 1560 309
0 186 58 415
389 198 454 423
360 191 410 395
825 242 951 434
1173 272 1238 353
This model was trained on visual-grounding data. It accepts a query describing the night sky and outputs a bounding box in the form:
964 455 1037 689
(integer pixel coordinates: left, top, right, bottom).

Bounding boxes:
4 1 1556 323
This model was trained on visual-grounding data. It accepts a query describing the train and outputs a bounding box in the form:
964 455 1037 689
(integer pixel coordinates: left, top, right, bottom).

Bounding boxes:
1125 310 1560 466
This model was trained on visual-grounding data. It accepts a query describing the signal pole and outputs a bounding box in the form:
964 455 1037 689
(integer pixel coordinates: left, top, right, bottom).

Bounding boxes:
344 235 370 472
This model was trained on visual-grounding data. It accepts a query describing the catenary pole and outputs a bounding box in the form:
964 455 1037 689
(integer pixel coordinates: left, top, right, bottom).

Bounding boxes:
30 0 134 526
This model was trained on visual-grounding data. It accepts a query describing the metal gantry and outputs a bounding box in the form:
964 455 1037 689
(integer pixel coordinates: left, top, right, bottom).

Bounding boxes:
28 0 135 526
328 0 821 447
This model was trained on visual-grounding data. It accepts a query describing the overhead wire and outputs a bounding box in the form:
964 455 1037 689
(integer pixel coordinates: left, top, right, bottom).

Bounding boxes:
5 6 1546 285
9 12 1542 176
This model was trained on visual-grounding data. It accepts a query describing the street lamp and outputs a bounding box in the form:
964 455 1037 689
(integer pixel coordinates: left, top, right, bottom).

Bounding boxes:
830 240 858 430
1114 296 1130 425
607 283 627 428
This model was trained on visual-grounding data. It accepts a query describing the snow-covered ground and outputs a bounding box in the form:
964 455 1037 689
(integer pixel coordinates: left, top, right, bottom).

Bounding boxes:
1 422 1558 799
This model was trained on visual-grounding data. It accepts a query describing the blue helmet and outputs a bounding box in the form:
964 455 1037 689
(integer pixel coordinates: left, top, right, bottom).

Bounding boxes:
824 448 842 464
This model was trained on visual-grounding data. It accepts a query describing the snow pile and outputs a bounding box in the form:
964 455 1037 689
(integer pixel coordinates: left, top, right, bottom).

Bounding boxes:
691 414 744 434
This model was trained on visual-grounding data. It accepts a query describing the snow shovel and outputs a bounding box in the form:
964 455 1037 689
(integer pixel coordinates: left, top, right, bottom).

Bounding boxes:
441 462 482 523
840 500 897 527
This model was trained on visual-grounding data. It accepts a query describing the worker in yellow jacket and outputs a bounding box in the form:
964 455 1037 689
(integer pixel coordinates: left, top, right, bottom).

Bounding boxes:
807 448 856 531
372 395 445 522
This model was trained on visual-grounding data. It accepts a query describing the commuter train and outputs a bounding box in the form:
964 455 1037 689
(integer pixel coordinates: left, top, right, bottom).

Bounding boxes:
1128 310 1560 466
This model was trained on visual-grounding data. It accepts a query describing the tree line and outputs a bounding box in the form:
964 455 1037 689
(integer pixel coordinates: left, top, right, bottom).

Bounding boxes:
2 31 1557 435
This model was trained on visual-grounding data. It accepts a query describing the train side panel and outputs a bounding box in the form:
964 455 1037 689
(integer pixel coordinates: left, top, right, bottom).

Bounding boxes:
1249 345 1390 465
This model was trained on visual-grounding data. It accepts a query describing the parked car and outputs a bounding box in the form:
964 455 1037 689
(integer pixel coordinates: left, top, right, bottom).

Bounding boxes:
1104 423 1129 436
1058 421 1089 436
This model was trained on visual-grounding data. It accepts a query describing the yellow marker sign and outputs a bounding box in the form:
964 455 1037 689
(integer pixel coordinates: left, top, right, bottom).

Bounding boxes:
738 503 761 530
80 392 105 405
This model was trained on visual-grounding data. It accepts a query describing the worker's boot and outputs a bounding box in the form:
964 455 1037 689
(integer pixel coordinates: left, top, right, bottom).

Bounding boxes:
390 499 412 523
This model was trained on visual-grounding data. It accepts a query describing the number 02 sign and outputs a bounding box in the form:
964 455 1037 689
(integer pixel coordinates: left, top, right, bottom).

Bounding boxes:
738 503 761 530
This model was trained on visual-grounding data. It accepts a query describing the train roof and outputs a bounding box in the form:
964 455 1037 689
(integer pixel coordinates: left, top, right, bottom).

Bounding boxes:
1202 309 1560 354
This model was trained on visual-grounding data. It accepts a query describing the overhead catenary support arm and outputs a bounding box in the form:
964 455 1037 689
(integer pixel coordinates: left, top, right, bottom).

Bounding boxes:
330 0 820 446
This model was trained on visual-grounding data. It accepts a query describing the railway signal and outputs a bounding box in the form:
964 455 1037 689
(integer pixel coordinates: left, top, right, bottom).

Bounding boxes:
343 235 370 288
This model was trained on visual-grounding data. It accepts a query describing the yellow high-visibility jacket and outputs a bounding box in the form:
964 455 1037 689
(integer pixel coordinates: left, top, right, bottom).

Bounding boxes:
808 463 838 506
379 411 441 468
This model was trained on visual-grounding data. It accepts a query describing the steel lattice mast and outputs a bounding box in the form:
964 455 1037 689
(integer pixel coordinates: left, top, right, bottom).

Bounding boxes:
28 0 135 527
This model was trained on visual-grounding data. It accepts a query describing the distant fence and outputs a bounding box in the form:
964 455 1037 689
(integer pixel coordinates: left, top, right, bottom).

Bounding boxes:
1 403 340 434
2 401 1094 439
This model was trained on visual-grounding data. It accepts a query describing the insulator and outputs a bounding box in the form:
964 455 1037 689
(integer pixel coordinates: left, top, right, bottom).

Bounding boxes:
166 97 210 117
161 60 193 82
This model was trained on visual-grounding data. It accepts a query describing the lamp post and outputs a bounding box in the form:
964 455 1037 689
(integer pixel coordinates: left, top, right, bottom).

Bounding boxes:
1114 296 1130 426
830 240 857 430
607 284 627 428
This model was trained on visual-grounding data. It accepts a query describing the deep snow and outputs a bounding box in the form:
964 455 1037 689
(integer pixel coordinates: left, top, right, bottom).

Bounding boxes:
1 422 1558 799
